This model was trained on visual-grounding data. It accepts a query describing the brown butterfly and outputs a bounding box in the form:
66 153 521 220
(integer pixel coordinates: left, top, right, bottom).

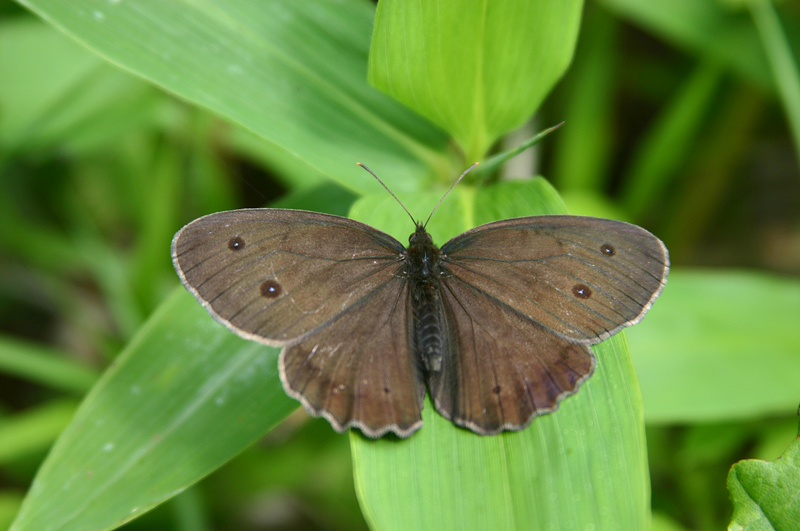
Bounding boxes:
172 165 668 438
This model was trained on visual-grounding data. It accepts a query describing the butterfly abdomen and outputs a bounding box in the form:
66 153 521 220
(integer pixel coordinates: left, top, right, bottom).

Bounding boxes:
415 292 444 372
407 224 446 373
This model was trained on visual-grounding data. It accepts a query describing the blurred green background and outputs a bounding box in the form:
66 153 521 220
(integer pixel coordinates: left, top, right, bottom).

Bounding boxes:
1 0 799 530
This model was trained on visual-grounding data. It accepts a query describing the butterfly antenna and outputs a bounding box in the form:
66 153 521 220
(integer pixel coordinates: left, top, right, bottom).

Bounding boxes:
423 162 479 228
356 163 417 225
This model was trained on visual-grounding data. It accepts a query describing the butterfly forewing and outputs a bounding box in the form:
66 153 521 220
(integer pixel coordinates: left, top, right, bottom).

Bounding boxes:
440 216 668 343
172 209 406 343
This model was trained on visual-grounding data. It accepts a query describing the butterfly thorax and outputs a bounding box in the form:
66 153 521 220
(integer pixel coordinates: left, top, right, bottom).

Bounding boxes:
406 224 446 374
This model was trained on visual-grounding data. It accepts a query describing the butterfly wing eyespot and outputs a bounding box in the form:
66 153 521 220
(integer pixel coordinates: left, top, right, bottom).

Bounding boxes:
228 236 245 251
600 243 616 257
572 284 592 299
260 280 282 298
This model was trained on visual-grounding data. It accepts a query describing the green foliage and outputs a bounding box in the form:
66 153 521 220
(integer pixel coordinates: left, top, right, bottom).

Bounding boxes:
368 0 583 162
1 0 799 530
8 291 294 531
350 180 647 531
627 270 800 423
728 421 800 530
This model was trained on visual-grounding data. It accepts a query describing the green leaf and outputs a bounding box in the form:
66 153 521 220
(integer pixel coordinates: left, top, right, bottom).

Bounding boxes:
9 289 296 531
17 0 449 196
597 0 792 89
551 5 618 194
626 270 800 423
270 180 359 217
0 400 79 464
129 141 182 315
368 0 584 162
0 493 24 531
659 83 765 260
620 62 723 219
0 17 103 149
748 0 800 163
225 125 328 193
170 488 210 531
0 336 98 394
349 178 650 531
727 421 800 530
475 123 565 182
652 512 691 531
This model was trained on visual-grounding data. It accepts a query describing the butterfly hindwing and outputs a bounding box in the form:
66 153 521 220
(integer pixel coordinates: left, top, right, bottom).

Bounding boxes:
281 277 426 437
429 273 596 434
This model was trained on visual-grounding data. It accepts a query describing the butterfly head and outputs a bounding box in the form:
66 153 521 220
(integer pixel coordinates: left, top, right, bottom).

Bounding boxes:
409 223 433 247
407 222 442 280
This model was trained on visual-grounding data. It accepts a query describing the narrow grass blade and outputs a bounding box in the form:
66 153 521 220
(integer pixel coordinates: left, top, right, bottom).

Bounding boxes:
0 401 79 464
9 289 296 531
598 0 782 88
621 62 722 219
551 5 618 194
475 122 564 183
749 0 800 163
0 337 97 394
17 0 448 195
